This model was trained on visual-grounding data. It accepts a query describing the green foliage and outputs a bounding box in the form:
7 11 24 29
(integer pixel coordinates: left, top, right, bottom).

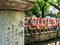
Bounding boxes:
25 4 40 17
35 0 45 10
25 0 50 17
57 12 60 18
44 0 48 2
47 0 60 10
25 0 60 17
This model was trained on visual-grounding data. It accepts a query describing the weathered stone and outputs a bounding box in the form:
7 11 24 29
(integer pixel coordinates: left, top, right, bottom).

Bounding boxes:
0 0 34 11
25 31 60 44
0 0 34 45
0 10 25 45
58 31 60 37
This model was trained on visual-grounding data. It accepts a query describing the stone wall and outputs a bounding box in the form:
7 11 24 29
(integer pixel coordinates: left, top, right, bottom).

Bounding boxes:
25 31 60 44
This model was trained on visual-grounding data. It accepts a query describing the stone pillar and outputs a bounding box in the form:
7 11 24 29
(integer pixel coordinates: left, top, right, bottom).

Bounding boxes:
0 0 34 45
0 10 25 45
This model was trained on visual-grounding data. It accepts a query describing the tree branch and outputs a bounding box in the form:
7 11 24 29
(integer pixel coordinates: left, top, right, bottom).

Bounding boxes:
47 2 60 10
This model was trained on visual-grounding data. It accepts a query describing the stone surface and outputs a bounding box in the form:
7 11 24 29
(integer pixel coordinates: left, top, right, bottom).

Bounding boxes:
0 0 34 45
0 10 25 45
25 31 60 44
0 0 34 11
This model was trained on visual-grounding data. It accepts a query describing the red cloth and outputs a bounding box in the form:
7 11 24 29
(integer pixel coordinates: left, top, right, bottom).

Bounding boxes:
35 24 40 31
39 24 43 28
25 25 28 28
25 21 28 25
53 23 57 27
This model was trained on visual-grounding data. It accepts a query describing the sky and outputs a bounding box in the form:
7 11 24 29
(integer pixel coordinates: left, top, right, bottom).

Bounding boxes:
49 6 59 14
